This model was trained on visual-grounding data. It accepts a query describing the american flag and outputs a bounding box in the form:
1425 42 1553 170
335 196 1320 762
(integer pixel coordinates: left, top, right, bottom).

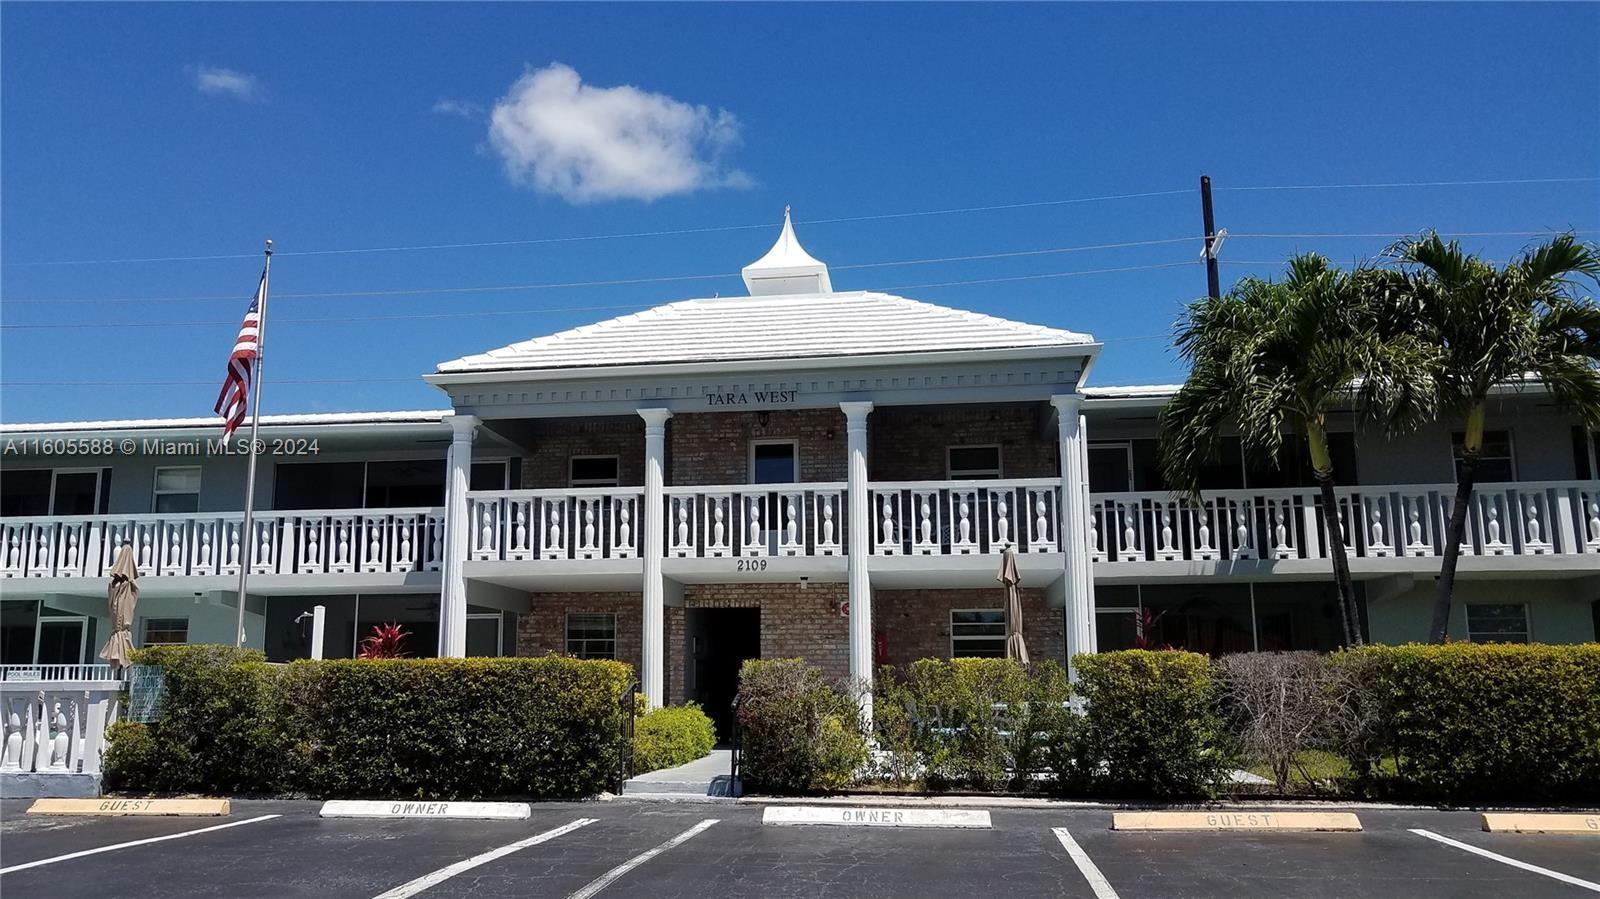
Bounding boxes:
214 269 267 439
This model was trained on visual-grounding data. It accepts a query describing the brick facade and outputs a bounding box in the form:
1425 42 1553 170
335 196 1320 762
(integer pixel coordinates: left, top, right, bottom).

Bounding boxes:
520 416 645 489
514 583 1065 706
667 409 846 485
869 402 1057 481
516 592 645 674
875 588 1065 668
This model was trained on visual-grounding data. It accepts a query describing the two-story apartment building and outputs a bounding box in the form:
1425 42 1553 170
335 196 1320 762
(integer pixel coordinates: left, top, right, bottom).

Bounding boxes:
4 215 1598 730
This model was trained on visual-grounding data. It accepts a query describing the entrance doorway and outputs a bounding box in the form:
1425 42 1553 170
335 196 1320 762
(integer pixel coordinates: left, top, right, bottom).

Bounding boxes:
684 607 760 743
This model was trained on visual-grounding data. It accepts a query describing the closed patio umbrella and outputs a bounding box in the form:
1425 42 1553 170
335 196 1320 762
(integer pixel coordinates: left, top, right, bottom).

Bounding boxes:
99 543 139 672
999 544 1029 665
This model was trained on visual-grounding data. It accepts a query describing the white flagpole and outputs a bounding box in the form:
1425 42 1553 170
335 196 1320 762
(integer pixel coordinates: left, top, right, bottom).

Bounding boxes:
234 239 272 647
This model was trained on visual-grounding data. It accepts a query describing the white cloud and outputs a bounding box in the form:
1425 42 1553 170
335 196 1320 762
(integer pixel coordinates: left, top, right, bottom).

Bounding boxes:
432 99 483 120
488 63 749 203
191 66 262 101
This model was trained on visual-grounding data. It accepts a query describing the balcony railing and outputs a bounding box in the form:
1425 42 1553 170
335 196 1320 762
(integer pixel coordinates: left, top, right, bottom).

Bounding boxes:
664 483 846 558
868 479 1062 555
468 488 644 561
1 672 120 776
0 508 445 580
1090 480 1600 564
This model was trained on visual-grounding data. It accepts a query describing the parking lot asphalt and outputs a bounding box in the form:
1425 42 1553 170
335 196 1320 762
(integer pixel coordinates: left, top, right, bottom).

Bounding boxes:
2 798 1597 898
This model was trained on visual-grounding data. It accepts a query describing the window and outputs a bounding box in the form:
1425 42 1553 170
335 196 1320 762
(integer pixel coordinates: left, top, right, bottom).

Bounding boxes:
141 618 189 646
570 456 620 487
1466 603 1529 643
950 609 1007 658
364 460 445 508
948 446 1002 480
1088 443 1134 492
566 613 616 659
466 613 504 657
1453 430 1515 483
471 460 520 491
1 470 51 517
153 467 201 513
749 440 798 484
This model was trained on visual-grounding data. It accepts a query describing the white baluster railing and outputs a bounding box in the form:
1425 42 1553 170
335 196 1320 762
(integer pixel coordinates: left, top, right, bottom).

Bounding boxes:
867 479 1062 555
0 508 443 579
660 484 846 558
0 675 120 777
1087 480 1600 563
466 489 643 562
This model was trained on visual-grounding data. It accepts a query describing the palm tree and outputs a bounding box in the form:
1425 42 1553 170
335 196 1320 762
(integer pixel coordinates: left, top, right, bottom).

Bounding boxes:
1386 232 1600 642
1159 255 1437 647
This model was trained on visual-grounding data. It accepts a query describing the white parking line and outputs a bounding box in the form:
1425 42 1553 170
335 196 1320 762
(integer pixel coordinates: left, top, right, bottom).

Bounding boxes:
0 814 281 875
1409 828 1600 894
567 818 719 899
371 817 596 899
1052 827 1121 899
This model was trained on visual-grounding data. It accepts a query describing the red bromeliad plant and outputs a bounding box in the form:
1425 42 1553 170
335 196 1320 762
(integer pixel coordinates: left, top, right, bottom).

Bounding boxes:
358 622 411 659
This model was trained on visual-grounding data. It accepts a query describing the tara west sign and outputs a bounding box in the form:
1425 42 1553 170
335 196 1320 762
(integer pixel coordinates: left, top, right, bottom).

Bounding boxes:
705 389 799 407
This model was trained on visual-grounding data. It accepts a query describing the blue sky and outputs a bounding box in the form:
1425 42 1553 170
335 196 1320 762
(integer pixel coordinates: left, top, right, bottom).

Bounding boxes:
3 2 1597 423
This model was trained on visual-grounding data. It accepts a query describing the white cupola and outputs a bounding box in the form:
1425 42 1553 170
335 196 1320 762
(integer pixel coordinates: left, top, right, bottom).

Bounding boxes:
740 206 833 296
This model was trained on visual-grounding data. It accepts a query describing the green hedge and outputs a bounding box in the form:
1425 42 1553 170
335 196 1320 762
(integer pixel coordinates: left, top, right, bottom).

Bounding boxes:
1068 650 1231 798
874 658 1072 791
1336 643 1600 802
735 659 866 794
105 646 633 799
104 645 286 793
633 703 716 775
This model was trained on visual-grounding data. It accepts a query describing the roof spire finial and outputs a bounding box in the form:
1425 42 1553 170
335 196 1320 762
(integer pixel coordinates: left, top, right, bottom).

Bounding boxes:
741 206 832 296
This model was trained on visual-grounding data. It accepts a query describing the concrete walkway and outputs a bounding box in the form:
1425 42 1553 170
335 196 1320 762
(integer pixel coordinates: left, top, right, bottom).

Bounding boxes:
621 749 738 800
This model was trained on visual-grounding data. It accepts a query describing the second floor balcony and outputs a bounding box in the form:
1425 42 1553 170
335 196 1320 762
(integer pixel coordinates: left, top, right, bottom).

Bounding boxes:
1 507 445 582
4 479 1597 587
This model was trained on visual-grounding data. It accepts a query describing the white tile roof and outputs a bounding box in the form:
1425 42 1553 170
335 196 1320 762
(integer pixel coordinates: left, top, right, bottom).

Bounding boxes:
0 409 451 434
436 291 1094 374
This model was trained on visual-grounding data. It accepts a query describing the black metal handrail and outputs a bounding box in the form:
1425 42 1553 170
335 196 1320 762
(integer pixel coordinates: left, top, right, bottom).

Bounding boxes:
729 692 743 789
616 679 639 792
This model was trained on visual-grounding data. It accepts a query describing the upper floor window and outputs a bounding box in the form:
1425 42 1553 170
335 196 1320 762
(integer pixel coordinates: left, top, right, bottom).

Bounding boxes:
750 440 798 484
471 460 520 491
1 468 107 518
1453 430 1515 483
1466 603 1529 643
570 456 620 488
948 446 1002 480
950 609 1007 657
152 466 201 513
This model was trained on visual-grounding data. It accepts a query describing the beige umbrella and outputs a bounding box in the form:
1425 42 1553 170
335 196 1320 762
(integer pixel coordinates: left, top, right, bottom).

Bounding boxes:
999 544 1029 665
99 543 139 672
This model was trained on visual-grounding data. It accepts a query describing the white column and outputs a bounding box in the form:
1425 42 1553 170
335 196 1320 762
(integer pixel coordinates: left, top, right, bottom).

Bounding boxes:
637 407 673 709
310 604 326 660
439 414 478 658
1051 394 1095 680
840 401 875 722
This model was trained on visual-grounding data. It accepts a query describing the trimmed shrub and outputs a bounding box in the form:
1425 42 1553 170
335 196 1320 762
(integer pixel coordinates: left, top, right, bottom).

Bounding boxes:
1069 650 1230 797
106 647 633 800
633 703 716 774
1334 643 1600 803
101 722 160 792
105 645 288 793
736 658 866 794
287 656 632 799
874 658 1072 791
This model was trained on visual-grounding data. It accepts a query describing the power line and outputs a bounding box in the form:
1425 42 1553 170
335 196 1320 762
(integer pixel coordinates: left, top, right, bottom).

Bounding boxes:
11 229 1586 308
1216 177 1599 192
0 260 1211 331
8 176 1593 268
0 332 1177 388
1 239 1204 305
0 189 1195 267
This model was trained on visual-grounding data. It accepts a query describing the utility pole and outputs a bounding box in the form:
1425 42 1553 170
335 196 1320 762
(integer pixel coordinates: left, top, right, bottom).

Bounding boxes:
1200 174 1221 299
